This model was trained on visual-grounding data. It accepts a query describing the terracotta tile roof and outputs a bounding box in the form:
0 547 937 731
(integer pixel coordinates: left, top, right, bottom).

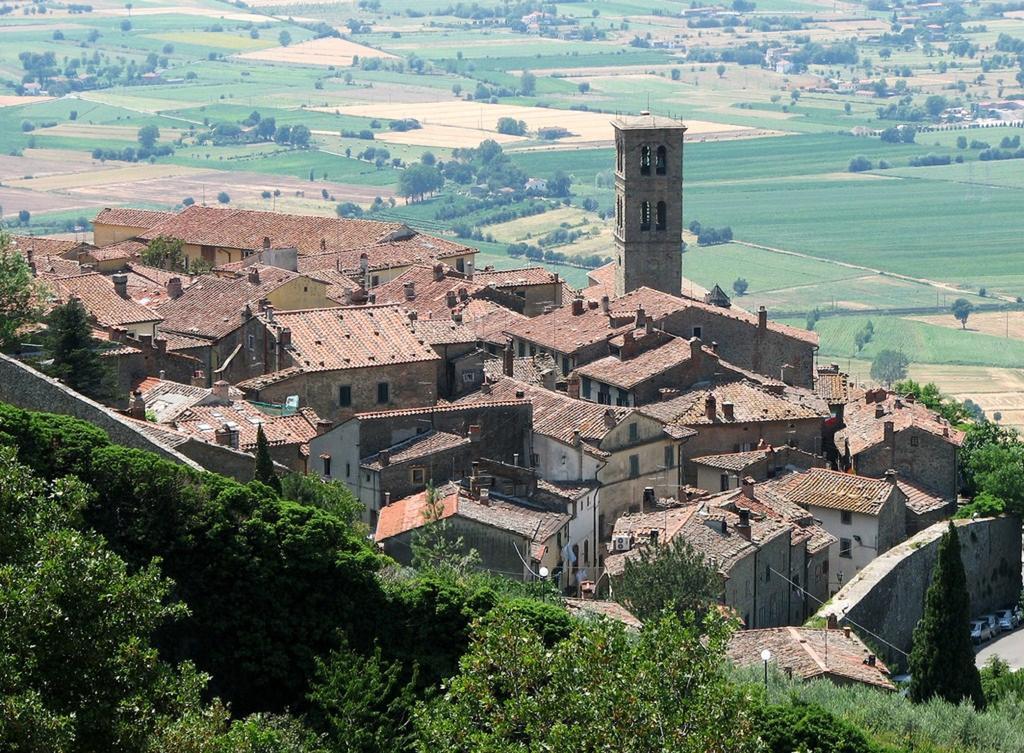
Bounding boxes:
160 333 209 352
354 399 531 421
581 261 615 297
172 402 321 452
126 263 190 287
483 353 558 386
460 297 528 346
375 482 569 551
727 627 894 690
898 479 949 514
836 392 965 456
51 273 162 327
456 376 632 450
708 486 836 555
564 598 643 630
573 335 698 390
304 268 358 304
133 377 244 423
85 239 146 261
372 264 481 318
692 448 771 472
361 430 470 470
36 255 82 277
640 380 829 428
9 234 81 257
474 266 559 288
135 205 412 256
815 365 852 404
156 267 297 341
266 304 441 374
93 207 174 231
764 468 897 516
409 318 478 346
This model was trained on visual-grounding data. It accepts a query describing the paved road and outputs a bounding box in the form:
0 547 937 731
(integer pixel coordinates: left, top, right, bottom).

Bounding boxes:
976 627 1024 668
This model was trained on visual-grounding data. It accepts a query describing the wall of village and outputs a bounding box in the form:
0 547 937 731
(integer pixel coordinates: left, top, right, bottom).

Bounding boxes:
381 516 535 578
854 426 959 502
265 277 333 311
819 515 1022 670
680 418 823 485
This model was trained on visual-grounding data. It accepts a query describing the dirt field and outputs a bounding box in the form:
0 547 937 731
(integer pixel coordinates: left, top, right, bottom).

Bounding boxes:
0 185 111 214
322 101 759 147
909 311 1024 341
6 163 209 191
0 95 55 107
89 5 258 20
0 149 112 180
236 37 397 66
37 123 186 141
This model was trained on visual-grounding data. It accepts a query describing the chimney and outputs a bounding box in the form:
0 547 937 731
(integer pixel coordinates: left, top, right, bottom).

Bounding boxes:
214 423 238 448
479 487 490 505
320 238 327 252
278 327 291 351
316 419 332 435
884 468 898 485
458 287 469 302
757 305 767 331
471 460 480 480
572 297 584 315
843 625 852 639
265 304 275 322
659 387 680 401
159 369 166 380
741 476 755 500
883 420 894 445
404 281 416 300
129 389 146 419
212 380 230 402
600 295 610 313
603 408 617 428
446 290 457 308
645 317 653 335
503 339 514 377
262 236 271 251
866 654 876 667
112 273 128 299
826 614 838 630
433 263 444 281
513 452 520 466
705 393 717 421
635 306 646 328
736 508 751 541
191 370 205 387
378 450 390 467
621 330 637 359
709 340 719 355
588 299 598 310
643 486 655 508
451 311 463 324
567 375 581 400
248 267 261 285
384 491 391 506
155 337 166 354
722 401 735 420
407 310 418 323
481 382 492 395
468 424 481 443
166 276 183 299
780 363 794 386
515 389 525 399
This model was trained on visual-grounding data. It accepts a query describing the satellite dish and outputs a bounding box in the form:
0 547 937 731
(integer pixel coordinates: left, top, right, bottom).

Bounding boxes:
538 566 550 578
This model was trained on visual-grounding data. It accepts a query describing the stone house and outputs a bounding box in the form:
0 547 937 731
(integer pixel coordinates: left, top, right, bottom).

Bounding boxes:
759 468 907 596
407 317 485 399
236 305 441 423
154 265 334 384
690 444 825 493
727 627 894 691
50 272 163 339
92 207 174 247
835 389 964 503
639 379 830 486
472 266 565 316
308 400 533 524
605 501 795 628
375 482 570 583
456 376 684 542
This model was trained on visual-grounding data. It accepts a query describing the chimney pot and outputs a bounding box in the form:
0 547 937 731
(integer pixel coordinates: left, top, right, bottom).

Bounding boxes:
112 273 129 299
722 401 735 420
572 297 584 315
129 389 146 420
468 424 481 443
843 625 852 638
875 405 885 419
248 267 261 285
866 654 876 667
635 306 646 328
212 380 230 401
166 276 183 299
827 614 838 630
884 468 898 485
567 375 581 400
433 263 444 281
404 281 416 300
741 476 755 500
262 236 271 250
479 487 490 505
384 491 391 506
446 290 457 308
705 393 717 421
758 305 767 330
600 295 610 313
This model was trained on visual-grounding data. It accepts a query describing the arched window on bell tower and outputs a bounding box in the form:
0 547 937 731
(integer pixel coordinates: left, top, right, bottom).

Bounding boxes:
656 145 667 175
640 145 651 175
640 201 651 231
656 201 666 231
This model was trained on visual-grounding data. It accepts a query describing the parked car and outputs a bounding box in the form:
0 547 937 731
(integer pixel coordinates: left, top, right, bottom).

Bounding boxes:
1014 604 1023 625
972 619 994 644
982 614 1001 635
997 607 1019 632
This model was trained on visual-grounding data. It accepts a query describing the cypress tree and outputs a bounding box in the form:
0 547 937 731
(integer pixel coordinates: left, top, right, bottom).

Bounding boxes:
46 297 113 400
908 522 984 708
253 424 281 493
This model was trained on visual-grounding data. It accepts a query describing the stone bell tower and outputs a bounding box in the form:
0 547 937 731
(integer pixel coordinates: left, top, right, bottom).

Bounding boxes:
612 115 686 298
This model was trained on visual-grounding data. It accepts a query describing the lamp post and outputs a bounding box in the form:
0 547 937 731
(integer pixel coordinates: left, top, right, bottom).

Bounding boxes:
761 648 772 689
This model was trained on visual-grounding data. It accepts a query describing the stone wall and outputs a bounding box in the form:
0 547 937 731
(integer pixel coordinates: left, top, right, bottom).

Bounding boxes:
818 515 1022 670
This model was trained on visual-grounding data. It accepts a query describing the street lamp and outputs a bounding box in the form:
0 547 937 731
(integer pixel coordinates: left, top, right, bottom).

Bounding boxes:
761 648 772 688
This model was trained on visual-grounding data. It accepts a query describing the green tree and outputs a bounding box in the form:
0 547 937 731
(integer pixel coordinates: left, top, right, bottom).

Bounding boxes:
397 163 444 203
291 124 311 147
254 423 282 493
951 297 974 329
45 297 113 400
137 124 159 149
0 231 44 351
614 536 721 623
414 609 758 752
732 277 749 296
279 29 292 46
217 191 231 204
925 94 948 118
141 235 186 271
520 69 536 96
869 349 909 387
908 522 984 708
716 63 726 78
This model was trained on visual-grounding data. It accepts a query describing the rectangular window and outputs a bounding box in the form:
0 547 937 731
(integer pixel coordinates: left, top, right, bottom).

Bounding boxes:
692 326 702 339
720 473 730 492
346 462 351 478
371 274 380 287
664 445 674 469
628 422 638 441
841 510 852 525
377 382 389 404
911 435 920 447
248 334 255 350
562 356 571 376
582 377 592 400
338 385 352 407
840 538 852 559
322 456 331 477
518 341 526 357
410 467 425 484
629 454 640 478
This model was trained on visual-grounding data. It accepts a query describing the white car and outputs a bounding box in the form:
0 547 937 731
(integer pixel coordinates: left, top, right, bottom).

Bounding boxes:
997 608 1018 632
982 614 1002 635
971 619 994 644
